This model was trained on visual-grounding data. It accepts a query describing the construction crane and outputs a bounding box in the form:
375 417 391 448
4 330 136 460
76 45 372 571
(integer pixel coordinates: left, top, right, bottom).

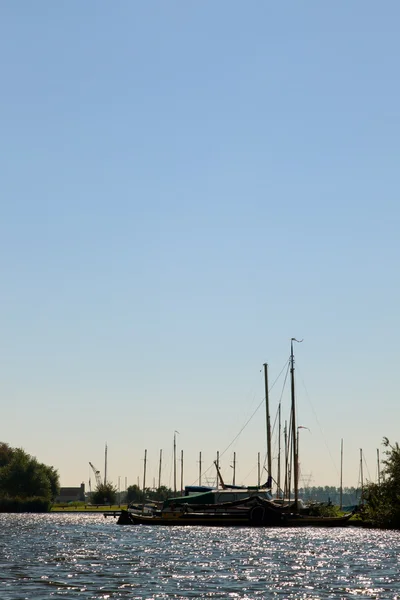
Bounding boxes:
89 462 102 489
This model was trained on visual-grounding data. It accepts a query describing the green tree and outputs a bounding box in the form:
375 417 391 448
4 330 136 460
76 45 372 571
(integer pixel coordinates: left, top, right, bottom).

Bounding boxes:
126 485 173 504
0 442 60 508
0 443 14 467
126 484 143 504
91 482 118 505
152 486 173 501
41 465 60 501
362 438 400 528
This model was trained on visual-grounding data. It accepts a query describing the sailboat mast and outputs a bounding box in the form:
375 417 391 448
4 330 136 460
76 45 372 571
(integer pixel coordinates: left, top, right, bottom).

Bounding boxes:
180 450 184 496
199 451 202 486
340 439 343 510
158 449 162 490
284 420 288 498
232 452 236 486
377 448 381 486
277 403 281 498
263 363 272 486
173 432 177 494
290 339 298 511
297 428 300 493
142 449 147 514
104 442 108 485
360 448 364 499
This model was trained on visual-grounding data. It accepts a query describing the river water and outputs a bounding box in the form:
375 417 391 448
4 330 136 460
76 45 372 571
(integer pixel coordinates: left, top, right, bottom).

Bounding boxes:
1 514 400 599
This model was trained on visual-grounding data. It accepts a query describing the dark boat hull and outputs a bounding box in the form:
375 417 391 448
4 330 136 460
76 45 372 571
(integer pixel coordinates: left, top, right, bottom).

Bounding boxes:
117 505 354 528
118 510 252 526
281 513 354 527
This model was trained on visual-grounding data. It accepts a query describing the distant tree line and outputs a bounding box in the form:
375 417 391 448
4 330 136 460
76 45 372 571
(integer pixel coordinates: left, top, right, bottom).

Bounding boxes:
126 485 173 504
0 442 60 512
297 486 360 506
89 483 174 505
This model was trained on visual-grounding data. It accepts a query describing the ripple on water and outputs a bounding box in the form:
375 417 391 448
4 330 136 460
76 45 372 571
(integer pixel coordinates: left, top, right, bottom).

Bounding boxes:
1 514 400 598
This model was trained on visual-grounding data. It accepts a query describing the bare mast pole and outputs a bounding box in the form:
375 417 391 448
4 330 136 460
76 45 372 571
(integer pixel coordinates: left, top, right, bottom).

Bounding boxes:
297 428 300 493
173 432 177 494
360 448 364 501
277 403 281 498
142 449 147 514
340 439 343 510
264 363 272 487
104 442 108 485
232 452 236 486
180 450 184 496
199 451 202 486
377 448 381 486
284 420 288 498
158 449 162 490
290 338 302 512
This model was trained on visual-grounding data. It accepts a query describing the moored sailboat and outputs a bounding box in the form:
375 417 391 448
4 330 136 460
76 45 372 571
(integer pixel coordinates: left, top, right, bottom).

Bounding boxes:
117 340 355 527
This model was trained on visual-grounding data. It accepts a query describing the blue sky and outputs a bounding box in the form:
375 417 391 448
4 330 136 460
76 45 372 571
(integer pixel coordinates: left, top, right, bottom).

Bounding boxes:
1 2 399 492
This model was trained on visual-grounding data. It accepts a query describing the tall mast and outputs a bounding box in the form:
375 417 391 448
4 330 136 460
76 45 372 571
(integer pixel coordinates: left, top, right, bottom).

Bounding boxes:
232 452 236 486
158 449 162 490
142 449 147 514
296 427 300 494
199 451 202 486
214 459 225 489
290 338 301 511
277 403 281 498
377 448 381 486
173 431 178 494
216 451 220 489
180 449 184 495
257 452 261 487
104 442 108 485
284 420 288 497
360 448 364 500
340 439 343 510
263 363 272 486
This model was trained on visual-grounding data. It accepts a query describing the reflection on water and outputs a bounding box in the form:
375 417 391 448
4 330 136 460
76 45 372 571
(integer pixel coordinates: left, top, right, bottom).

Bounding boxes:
1 514 400 599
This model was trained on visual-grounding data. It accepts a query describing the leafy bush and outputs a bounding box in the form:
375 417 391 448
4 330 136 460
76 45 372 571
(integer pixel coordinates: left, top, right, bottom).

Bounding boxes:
126 485 173 503
362 438 400 529
307 502 342 517
0 495 51 512
0 442 60 510
91 482 118 505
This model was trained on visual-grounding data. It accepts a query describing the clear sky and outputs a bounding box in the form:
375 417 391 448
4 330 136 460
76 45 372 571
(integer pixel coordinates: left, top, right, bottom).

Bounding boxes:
1 2 399 493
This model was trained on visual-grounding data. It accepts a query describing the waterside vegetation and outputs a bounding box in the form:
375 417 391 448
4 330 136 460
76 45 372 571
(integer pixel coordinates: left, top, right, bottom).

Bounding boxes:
0 442 60 512
91 482 118 505
360 438 400 529
3 436 400 528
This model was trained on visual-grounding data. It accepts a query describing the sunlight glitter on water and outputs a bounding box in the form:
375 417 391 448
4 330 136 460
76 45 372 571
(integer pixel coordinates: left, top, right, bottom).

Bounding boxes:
1 514 400 598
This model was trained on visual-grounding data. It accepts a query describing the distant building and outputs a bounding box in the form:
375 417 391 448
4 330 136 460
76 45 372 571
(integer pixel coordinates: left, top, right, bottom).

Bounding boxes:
56 483 85 503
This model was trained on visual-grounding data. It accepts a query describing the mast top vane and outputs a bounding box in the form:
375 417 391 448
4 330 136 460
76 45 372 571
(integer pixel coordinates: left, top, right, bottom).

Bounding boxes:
290 338 303 366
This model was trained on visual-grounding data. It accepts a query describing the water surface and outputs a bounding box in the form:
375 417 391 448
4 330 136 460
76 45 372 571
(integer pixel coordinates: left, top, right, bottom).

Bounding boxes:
1 514 399 599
